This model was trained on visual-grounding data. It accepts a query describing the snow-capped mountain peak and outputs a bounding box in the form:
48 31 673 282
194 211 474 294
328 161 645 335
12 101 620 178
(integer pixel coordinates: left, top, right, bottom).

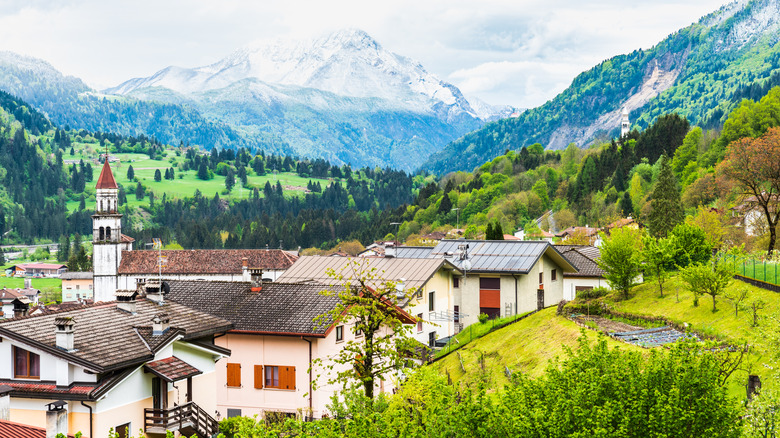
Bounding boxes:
106 29 505 120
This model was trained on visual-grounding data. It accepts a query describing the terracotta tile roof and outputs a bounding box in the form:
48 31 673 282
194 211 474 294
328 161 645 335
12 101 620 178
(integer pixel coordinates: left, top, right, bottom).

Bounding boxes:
0 299 232 373
0 419 74 438
96 160 118 189
0 367 134 401
118 249 298 274
144 356 202 382
18 263 66 270
167 280 343 336
121 233 135 243
554 245 605 278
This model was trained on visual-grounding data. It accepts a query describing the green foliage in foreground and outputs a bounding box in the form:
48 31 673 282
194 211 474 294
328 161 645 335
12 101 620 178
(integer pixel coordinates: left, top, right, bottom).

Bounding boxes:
217 335 741 438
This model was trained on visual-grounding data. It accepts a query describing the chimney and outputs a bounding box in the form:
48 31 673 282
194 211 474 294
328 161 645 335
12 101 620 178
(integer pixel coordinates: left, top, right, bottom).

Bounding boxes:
13 297 30 318
45 400 68 438
145 279 164 304
0 385 11 421
152 313 170 336
242 257 250 282
24 278 31 289
55 317 76 352
115 290 138 314
250 268 263 292
385 241 396 258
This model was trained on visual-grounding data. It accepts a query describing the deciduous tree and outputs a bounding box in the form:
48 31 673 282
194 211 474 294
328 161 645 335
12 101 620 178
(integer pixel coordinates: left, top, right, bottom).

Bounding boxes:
718 126 780 254
597 227 643 299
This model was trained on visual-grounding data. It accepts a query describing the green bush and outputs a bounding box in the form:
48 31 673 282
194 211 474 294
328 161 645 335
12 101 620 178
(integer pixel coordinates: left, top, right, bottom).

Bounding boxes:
577 286 610 300
478 313 489 324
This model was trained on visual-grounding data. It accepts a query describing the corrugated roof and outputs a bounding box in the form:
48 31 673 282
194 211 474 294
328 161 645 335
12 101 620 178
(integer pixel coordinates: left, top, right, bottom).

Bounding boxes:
118 249 298 274
430 240 577 274
61 271 93 280
278 256 458 291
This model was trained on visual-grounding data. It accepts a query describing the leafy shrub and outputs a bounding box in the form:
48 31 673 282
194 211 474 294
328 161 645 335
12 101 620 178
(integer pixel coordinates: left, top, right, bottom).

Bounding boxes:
478 313 489 324
577 286 609 300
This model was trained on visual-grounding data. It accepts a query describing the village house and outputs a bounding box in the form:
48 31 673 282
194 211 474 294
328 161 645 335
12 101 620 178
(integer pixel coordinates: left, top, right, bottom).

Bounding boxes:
277 255 461 348
0 282 232 438
5 263 67 278
115 249 298 293
165 274 415 420
553 245 610 300
61 272 94 302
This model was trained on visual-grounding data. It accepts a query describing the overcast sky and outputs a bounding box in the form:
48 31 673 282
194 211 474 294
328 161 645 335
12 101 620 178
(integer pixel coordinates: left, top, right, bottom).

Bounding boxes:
0 0 729 108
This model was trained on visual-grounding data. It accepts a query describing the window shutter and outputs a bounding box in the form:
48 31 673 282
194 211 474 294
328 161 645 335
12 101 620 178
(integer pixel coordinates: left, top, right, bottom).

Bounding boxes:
282 366 296 390
226 363 241 387
254 365 263 389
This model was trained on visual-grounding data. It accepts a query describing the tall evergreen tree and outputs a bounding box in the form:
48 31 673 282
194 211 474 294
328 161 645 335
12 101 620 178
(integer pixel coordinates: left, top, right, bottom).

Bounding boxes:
57 234 70 262
127 165 135 180
485 222 494 240
648 155 683 237
225 168 235 192
197 162 209 180
620 191 634 216
135 182 145 200
154 169 162 182
438 193 453 215
494 221 505 240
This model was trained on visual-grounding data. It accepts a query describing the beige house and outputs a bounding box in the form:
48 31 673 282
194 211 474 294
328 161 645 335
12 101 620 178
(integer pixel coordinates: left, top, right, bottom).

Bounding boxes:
166 275 415 420
553 245 610 300
0 283 232 438
277 256 461 347
60 272 94 302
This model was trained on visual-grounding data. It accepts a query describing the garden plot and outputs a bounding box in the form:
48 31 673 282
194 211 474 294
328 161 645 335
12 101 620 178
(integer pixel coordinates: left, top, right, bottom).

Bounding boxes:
610 326 696 347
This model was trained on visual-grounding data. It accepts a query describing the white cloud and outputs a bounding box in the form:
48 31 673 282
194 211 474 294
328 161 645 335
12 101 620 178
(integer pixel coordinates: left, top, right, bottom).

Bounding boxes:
0 0 729 105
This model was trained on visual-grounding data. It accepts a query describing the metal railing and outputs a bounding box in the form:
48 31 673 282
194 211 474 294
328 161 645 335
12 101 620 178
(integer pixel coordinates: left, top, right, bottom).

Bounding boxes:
144 401 218 437
718 253 780 286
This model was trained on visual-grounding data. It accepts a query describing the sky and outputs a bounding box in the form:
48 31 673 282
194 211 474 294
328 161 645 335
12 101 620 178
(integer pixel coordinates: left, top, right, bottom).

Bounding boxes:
0 0 730 109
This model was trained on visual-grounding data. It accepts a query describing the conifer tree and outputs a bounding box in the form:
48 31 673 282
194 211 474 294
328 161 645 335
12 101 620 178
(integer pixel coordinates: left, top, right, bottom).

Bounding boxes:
127 165 134 180
648 155 683 238
197 162 209 180
154 169 162 182
494 221 505 240
485 222 494 240
438 192 452 214
620 191 633 216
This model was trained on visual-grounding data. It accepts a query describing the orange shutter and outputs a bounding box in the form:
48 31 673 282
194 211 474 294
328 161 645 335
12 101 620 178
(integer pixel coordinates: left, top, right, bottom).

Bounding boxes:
226 363 241 387
479 289 500 308
281 366 296 390
254 365 263 389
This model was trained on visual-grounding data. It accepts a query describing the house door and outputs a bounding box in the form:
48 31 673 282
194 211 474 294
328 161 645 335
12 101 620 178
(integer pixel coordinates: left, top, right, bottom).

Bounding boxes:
537 289 544 310
152 377 167 410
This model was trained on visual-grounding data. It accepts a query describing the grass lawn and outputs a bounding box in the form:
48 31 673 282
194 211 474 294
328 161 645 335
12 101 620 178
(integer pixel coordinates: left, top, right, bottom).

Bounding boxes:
720 253 780 285
431 307 643 387
606 274 780 399
0 277 61 291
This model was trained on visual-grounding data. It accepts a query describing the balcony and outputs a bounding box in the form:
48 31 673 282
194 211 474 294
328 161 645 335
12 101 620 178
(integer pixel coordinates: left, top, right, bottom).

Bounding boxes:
144 401 218 438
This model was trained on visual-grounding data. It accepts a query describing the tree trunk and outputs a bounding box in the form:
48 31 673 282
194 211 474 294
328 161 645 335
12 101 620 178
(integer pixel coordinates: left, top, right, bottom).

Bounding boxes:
769 222 777 255
713 295 717 312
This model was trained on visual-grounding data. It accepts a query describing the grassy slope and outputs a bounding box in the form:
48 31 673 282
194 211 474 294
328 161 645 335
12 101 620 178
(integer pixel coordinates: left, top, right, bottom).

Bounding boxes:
0 277 61 290
64 147 333 212
432 307 643 387
608 274 780 398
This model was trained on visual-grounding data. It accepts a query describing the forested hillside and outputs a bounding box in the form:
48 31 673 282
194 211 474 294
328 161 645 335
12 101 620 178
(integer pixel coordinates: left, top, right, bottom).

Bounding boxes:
424 0 780 174
0 90 423 250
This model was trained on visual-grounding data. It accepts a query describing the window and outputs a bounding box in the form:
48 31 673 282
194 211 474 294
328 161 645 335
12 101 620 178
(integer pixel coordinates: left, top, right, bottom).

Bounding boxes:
336 325 344 342
479 277 501 320
226 363 241 387
254 365 263 389
227 409 242 418
76 284 80 290
551 269 557 281
453 277 460 288
539 272 544 285
115 423 130 438
417 313 423 332
14 346 40 379
265 365 296 390
355 324 363 337
428 291 435 312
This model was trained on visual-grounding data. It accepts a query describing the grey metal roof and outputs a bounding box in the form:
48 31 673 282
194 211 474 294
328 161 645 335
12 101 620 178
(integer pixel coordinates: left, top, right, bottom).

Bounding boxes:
60 272 93 280
278 256 460 291
430 240 577 274
395 246 435 259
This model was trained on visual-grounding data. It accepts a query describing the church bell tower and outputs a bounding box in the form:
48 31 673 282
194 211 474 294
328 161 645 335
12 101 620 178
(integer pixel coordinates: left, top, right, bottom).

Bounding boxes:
92 157 123 302
620 107 630 138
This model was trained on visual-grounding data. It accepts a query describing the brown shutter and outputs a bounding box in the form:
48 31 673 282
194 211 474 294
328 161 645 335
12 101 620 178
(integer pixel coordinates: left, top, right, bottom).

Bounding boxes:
283 366 296 390
254 365 263 389
226 363 241 387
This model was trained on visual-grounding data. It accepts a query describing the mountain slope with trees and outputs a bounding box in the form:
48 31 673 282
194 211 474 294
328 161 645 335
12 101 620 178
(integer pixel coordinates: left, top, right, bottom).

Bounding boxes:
423 0 780 174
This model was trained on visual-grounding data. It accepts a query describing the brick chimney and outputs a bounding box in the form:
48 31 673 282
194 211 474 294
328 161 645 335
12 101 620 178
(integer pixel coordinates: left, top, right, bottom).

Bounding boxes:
250 268 263 292
54 317 76 352
152 313 170 336
115 290 138 314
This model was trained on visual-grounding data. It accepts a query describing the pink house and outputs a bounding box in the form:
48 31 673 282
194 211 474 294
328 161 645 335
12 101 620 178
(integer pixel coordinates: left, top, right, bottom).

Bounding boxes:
166 273 415 420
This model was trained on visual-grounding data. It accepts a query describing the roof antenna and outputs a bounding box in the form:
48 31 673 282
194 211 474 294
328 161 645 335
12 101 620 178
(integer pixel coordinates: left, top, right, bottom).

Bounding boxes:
279 240 283 250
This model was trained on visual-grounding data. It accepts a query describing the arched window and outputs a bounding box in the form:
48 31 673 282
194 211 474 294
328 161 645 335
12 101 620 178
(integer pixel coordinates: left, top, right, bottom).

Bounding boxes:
99 227 105 241
106 226 112 241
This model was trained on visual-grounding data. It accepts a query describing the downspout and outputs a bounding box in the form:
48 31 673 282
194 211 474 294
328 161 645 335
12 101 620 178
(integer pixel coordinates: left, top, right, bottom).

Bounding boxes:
80 401 93 438
302 336 313 419
513 274 519 316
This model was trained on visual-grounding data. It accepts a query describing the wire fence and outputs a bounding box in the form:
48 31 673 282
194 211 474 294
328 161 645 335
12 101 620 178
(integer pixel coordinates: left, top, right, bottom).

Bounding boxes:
717 253 780 286
432 310 536 361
